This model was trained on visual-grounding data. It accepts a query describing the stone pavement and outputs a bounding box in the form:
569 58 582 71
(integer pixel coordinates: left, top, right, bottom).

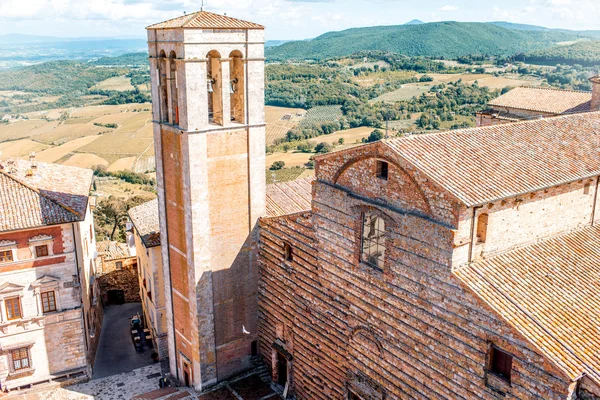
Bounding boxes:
2 364 280 400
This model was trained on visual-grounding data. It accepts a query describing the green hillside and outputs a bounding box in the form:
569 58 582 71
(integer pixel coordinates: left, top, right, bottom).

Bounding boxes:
521 40 600 66
267 21 583 60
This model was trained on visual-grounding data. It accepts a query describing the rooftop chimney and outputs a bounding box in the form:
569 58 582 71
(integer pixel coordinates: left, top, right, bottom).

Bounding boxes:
590 76 600 111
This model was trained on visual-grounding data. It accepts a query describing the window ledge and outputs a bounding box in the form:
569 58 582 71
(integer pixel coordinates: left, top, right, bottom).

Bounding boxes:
7 368 35 379
359 261 384 274
486 372 511 395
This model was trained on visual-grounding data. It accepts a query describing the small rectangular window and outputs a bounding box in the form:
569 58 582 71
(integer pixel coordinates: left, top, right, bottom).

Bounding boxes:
584 183 591 195
5 297 21 320
116 261 123 270
490 347 513 382
283 242 293 261
0 250 13 263
376 161 389 180
11 347 30 371
41 291 57 313
35 245 48 258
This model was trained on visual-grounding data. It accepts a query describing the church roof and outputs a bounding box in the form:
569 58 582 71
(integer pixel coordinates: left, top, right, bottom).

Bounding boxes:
96 240 131 261
128 199 161 248
454 225 600 385
0 160 92 232
265 177 314 218
383 112 600 207
488 86 592 115
147 11 264 30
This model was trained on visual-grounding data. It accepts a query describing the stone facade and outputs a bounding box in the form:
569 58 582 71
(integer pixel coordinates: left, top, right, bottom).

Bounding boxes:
147 12 266 391
95 241 140 304
258 140 600 399
0 214 96 390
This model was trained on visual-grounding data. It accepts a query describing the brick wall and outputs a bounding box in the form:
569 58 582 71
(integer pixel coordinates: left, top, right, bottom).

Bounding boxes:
258 143 577 399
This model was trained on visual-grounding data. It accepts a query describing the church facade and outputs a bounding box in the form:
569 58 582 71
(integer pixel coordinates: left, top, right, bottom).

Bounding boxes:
147 12 600 400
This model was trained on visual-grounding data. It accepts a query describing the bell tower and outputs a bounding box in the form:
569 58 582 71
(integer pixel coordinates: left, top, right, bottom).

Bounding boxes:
147 11 266 390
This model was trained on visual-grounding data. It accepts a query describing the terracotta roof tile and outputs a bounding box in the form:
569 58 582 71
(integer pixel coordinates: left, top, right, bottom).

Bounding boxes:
265 177 313 218
454 226 600 384
128 199 160 248
384 112 600 206
96 240 131 260
147 11 264 30
488 86 592 115
0 160 92 232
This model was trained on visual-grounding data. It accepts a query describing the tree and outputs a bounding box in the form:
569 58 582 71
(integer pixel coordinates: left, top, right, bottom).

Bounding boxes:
270 161 285 170
94 195 151 241
315 142 334 153
366 129 384 143
338 138 345 145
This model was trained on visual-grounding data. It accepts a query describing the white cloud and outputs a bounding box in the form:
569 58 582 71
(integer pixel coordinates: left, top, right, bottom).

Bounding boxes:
439 5 458 11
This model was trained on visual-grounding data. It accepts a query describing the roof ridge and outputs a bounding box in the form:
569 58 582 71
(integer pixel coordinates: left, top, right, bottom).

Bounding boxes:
386 110 600 143
513 85 592 94
0 168 82 219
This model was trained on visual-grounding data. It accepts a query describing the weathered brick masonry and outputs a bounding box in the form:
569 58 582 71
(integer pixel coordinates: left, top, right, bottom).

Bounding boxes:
258 123 600 399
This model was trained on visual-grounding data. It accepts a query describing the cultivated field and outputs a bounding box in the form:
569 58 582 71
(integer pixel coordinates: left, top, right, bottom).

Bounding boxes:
372 83 433 102
265 106 305 145
91 76 135 92
299 105 343 128
426 73 543 88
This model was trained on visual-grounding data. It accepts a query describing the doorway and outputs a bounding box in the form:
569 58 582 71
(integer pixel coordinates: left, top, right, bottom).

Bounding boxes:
277 352 288 387
182 359 192 387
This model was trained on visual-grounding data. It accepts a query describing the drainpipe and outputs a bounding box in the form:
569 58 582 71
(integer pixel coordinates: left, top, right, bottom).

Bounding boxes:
591 176 600 226
468 206 483 264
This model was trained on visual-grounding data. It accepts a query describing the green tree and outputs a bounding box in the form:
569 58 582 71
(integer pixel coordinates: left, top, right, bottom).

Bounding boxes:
315 142 334 153
367 129 384 143
270 161 285 170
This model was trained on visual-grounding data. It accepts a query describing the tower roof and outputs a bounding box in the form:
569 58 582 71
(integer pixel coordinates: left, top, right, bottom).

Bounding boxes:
146 11 264 30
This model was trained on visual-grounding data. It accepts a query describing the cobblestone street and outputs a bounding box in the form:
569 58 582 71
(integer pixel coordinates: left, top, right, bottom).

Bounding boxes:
3 364 278 400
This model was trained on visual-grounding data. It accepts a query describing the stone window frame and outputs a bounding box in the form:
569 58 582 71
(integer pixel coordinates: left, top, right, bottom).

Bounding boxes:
5 297 22 321
116 261 123 270
4 343 35 376
28 235 54 259
0 240 17 264
0 283 25 323
346 370 386 400
31 276 62 316
352 205 396 274
40 291 57 313
484 342 514 395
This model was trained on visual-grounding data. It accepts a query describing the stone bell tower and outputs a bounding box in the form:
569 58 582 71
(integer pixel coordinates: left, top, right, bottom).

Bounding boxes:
146 11 266 390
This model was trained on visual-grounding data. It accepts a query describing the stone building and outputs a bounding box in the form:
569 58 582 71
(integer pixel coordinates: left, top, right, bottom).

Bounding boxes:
95 240 139 304
476 78 600 126
147 11 266 390
259 113 600 399
146 11 600 400
0 159 98 390
128 199 168 359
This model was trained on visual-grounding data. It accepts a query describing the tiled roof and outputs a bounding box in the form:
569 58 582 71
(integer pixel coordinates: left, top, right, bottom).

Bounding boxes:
147 11 264 30
454 225 600 384
96 240 131 260
488 86 592 115
0 160 92 232
128 199 161 248
265 177 314 218
384 112 600 207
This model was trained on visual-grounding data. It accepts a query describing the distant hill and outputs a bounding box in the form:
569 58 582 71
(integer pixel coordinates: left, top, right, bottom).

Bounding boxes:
405 20 424 25
521 40 600 66
92 52 149 66
266 40 291 48
488 22 600 38
267 21 585 60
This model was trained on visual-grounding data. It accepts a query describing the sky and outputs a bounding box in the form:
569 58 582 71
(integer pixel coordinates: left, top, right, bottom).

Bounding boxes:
0 0 599 40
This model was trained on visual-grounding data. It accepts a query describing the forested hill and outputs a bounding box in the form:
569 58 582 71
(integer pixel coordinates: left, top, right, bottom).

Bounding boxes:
267 21 585 60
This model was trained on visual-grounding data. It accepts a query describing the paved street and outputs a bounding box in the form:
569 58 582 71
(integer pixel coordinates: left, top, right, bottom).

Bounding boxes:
93 303 154 379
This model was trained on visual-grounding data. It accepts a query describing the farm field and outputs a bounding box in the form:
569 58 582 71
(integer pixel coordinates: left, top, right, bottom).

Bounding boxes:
371 83 433 102
265 105 306 145
308 126 374 145
91 76 135 91
0 139 50 158
35 136 100 163
299 105 343 128
426 73 543 88
62 153 109 168
351 70 415 87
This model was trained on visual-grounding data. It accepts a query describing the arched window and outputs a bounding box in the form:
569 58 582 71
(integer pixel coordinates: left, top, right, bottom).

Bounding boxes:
158 51 169 123
168 51 179 126
207 50 222 125
476 213 489 243
361 212 386 270
229 51 245 123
